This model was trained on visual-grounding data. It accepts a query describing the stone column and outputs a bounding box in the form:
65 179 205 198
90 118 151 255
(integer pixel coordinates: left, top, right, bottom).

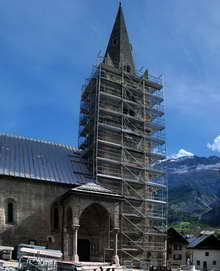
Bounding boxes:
72 224 80 262
112 227 120 266
63 227 69 260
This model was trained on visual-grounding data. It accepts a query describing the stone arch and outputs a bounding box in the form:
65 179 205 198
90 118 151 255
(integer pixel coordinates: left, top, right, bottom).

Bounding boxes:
77 200 114 226
78 203 113 262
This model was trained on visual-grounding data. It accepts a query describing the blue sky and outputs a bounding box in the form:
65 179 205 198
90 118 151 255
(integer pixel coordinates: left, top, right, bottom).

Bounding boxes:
1 0 220 157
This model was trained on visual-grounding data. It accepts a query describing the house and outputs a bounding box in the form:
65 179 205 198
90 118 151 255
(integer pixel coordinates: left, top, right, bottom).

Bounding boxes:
167 227 190 267
188 233 220 271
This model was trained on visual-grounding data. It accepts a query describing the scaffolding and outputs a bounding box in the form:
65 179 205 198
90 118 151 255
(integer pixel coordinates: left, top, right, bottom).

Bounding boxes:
78 59 167 269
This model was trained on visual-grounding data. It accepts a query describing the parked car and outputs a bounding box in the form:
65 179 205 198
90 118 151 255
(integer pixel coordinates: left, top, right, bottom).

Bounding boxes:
0 246 14 261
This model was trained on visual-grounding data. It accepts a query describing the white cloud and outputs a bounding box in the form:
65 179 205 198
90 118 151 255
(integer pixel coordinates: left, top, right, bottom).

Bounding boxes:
207 135 220 152
170 149 194 159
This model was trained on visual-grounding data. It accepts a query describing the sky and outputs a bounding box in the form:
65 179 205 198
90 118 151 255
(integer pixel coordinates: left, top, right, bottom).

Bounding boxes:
1 0 220 157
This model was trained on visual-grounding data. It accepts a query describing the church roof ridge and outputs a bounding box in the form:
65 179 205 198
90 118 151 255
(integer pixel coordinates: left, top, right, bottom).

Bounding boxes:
0 133 79 152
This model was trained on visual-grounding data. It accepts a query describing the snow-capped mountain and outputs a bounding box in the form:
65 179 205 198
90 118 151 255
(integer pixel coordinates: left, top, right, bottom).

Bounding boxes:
160 155 220 226
168 149 194 161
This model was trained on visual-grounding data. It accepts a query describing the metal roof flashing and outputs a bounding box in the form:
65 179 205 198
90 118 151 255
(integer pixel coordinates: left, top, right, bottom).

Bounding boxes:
60 182 123 202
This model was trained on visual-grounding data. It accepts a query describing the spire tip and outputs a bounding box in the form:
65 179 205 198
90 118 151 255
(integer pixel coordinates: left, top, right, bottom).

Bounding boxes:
104 0 135 73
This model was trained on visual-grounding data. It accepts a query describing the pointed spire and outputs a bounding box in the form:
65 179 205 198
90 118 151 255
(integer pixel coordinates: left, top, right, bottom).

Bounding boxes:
103 4 135 73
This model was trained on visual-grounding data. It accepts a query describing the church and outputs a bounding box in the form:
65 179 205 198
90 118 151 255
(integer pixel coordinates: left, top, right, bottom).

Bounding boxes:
0 4 167 269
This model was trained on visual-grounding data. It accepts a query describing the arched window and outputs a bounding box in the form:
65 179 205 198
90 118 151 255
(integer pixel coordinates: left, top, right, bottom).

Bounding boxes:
124 65 131 73
126 65 131 73
8 202 13 223
5 199 16 224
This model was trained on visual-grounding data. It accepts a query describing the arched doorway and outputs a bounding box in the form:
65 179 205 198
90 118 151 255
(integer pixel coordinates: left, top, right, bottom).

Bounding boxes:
78 203 111 262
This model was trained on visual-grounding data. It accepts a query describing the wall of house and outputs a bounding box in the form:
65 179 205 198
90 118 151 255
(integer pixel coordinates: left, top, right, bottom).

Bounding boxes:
167 243 190 267
0 176 68 248
193 249 220 271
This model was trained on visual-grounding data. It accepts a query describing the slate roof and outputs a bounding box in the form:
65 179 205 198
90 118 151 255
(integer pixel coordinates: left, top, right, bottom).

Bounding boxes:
187 235 209 248
0 133 93 185
187 234 220 249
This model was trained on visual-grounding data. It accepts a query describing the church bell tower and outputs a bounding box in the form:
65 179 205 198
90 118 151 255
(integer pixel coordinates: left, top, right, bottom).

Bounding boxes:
79 4 167 268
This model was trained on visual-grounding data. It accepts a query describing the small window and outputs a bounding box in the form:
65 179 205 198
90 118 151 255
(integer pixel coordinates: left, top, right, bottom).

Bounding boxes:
129 109 135 117
112 39 118 46
123 107 128 115
131 95 136 102
173 254 182 260
126 65 131 73
124 65 131 73
147 251 151 258
205 252 209 256
101 71 106 78
213 261 216 265
197 261 200 266
5 199 16 224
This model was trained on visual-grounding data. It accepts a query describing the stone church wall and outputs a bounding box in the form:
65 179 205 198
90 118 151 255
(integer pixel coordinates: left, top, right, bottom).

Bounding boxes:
0 176 68 247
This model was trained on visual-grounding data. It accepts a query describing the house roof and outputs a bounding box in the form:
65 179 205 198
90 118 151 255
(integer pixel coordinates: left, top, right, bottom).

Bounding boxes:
188 234 220 249
72 182 116 194
167 227 189 244
0 133 93 185
60 182 122 203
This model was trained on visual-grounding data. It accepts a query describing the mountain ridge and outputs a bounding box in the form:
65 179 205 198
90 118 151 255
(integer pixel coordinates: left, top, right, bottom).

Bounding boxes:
160 154 220 226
